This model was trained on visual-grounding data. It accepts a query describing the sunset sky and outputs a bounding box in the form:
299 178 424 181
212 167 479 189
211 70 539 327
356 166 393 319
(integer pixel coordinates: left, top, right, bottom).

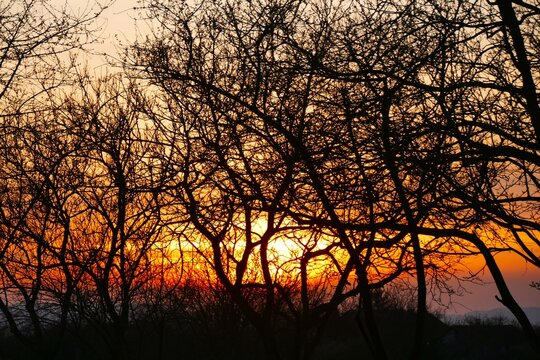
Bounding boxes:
55 0 540 316
454 252 540 314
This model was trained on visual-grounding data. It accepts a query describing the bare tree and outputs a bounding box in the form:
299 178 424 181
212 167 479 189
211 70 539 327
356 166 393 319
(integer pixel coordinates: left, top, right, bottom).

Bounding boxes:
127 0 540 358
0 0 108 110
0 86 86 359
127 1 423 359
51 74 176 360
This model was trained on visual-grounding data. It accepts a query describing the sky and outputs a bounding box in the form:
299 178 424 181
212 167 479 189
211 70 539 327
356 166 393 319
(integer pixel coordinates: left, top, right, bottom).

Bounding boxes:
50 0 141 68
447 252 540 314
58 0 540 315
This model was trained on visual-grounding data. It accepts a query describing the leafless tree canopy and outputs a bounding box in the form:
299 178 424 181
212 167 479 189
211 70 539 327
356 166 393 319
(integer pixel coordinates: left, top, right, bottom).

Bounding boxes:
0 0 539 359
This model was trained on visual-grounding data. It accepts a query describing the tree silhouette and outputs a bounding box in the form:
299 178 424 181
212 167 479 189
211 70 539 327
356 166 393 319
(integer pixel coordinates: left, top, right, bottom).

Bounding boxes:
0 0 107 109
128 0 540 357
0 0 538 359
